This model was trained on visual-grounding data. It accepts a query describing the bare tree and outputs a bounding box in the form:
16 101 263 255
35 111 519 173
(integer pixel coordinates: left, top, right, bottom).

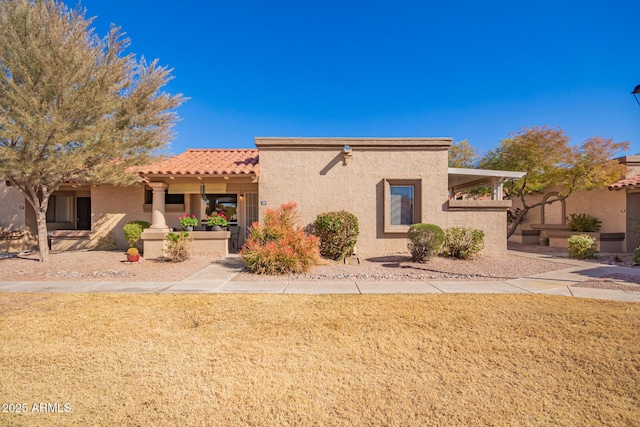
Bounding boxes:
0 0 184 261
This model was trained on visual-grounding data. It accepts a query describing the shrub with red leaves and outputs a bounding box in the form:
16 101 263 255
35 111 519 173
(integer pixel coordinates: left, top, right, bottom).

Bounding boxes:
240 202 320 274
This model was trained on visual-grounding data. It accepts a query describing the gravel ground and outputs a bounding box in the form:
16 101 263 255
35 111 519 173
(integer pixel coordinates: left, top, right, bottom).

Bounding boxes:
1 244 640 292
574 278 640 292
0 250 216 282
233 252 574 282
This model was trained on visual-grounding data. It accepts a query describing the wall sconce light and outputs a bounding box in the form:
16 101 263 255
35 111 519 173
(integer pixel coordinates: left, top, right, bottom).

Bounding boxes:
341 145 353 165
239 194 244 200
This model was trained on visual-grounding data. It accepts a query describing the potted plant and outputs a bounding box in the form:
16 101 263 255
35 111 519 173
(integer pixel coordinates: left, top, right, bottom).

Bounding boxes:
126 247 140 263
122 220 150 252
207 212 228 231
178 214 198 231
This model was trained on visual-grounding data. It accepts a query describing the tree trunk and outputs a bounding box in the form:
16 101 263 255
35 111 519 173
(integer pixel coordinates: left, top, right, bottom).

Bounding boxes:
16 183 54 263
35 208 50 263
507 207 529 239
506 191 573 239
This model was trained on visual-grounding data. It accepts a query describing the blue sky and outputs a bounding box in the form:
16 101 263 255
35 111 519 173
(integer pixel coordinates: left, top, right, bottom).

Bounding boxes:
67 0 640 156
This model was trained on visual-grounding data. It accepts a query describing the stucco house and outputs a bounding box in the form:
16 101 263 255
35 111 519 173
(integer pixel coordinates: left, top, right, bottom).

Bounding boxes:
1 137 524 258
508 155 640 253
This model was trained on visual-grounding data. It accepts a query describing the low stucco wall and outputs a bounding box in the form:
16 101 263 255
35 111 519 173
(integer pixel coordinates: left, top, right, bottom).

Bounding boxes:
141 230 229 259
445 200 512 255
547 230 625 252
510 185 629 251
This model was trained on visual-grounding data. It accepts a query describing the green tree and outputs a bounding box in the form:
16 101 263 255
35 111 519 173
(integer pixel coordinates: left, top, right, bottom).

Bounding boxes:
448 139 479 168
480 126 628 238
0 0 184 261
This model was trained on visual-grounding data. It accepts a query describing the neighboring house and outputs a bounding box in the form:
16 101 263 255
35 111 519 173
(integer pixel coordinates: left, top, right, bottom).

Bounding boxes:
2 137 525 258
508 155 640 252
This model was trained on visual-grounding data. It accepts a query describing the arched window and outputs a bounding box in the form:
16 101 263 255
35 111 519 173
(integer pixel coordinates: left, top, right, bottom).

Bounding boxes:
541 192 565 225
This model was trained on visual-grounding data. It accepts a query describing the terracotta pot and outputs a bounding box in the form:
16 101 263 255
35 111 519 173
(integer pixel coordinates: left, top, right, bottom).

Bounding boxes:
127 254 140 263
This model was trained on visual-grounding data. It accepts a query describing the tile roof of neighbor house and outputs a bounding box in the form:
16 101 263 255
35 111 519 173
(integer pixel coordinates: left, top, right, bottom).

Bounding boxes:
138 149 260 176
609 174 640 190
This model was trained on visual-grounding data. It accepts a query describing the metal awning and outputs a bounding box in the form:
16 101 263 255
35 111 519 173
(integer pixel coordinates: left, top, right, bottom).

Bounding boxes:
448 168 526 200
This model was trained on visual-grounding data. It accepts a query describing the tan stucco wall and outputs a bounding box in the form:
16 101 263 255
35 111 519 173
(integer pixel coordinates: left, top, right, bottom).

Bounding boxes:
0 181 26 231
90 185 152 249
256 138 509 257
0 182 37 251
621 156 640 178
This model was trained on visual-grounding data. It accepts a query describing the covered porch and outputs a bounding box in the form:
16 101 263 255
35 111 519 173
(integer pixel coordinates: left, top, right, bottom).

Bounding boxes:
138 149 260 258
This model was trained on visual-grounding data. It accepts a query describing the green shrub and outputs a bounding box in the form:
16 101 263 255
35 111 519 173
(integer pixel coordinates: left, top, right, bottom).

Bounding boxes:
567 234 597 259
165 231 193 262
634 246 640 264
123 220 151 250
240 202 320 274
441 227 485 259
313 211 359 260
407 223 445 262
566 213 601 232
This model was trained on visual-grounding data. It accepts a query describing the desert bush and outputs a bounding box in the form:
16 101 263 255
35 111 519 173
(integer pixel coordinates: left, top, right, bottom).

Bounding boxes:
407 223 445 262
165 231 193 262
123 220 151 250
567 234 596 259
240 202 320 274
567 213 601 232
441 227 485 259
313 211 359 260
94 231 118 250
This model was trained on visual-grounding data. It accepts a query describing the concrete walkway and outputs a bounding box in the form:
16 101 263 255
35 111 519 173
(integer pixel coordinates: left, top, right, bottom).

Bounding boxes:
1 251 639 302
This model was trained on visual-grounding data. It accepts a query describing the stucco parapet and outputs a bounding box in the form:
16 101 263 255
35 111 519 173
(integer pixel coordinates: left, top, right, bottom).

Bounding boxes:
447 199 512 210
255 137 452 149
617 155 640 165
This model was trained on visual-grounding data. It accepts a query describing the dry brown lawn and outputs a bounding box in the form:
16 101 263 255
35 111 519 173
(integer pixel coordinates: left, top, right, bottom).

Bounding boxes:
0 293 639 426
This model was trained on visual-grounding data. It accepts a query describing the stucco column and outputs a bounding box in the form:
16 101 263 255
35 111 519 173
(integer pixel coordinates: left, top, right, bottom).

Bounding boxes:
148 182 169 230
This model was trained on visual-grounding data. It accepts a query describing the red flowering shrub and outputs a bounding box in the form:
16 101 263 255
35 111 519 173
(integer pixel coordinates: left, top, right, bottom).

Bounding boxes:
240 202 320 274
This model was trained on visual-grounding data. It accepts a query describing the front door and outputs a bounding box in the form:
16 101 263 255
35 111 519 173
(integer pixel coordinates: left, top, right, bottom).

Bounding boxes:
77 197 91 230
627 192 640 252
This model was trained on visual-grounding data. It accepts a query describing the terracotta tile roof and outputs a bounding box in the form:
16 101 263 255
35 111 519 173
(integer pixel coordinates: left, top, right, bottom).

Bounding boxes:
609 174 640 190
138 149 259 176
